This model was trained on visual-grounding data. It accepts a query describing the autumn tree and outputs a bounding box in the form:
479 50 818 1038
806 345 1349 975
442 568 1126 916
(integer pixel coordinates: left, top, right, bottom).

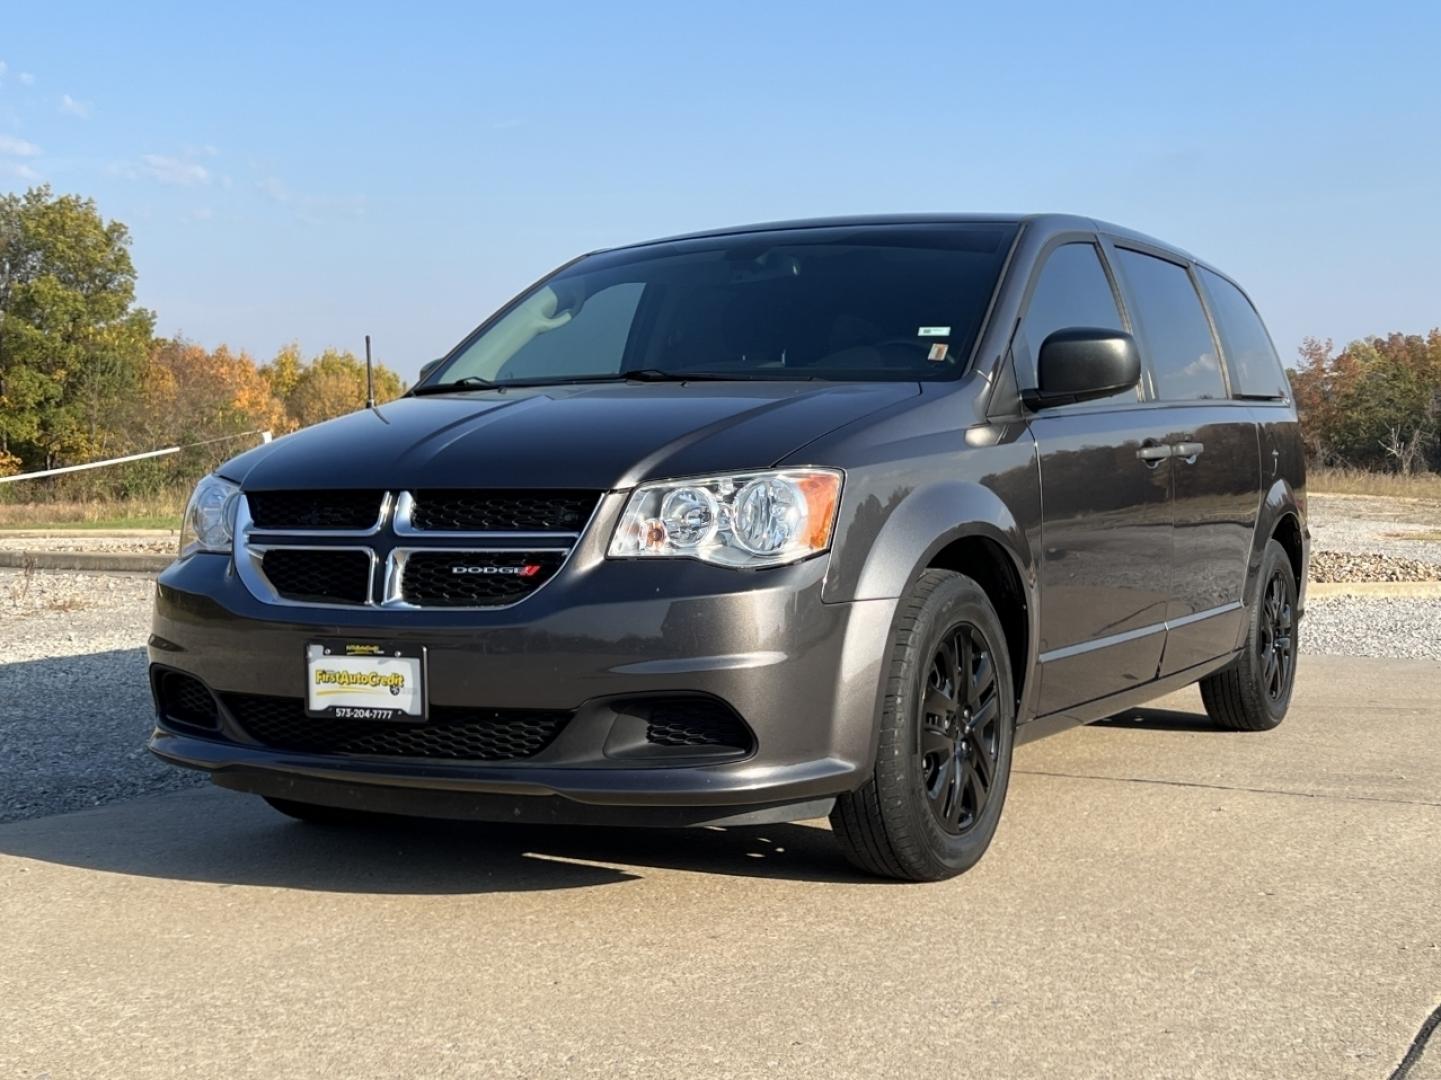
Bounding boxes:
261 344 405 430
133 339 288 445
260 342 304 406
1290 330 1441 472
0 185 154 474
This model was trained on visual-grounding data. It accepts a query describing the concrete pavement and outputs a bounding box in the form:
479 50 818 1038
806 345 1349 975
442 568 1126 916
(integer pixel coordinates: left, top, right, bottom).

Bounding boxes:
2 654 1438 1078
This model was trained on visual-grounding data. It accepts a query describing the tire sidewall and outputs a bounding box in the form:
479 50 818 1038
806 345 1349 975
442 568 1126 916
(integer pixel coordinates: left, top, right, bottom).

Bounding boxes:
889 576 1016 877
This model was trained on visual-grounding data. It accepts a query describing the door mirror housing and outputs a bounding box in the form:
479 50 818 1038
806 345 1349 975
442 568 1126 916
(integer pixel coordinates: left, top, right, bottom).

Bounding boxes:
1022 327 1141 410
417 358 445 382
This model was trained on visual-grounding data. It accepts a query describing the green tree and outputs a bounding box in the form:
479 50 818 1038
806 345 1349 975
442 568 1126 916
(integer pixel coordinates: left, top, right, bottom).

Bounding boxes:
0 185 154 473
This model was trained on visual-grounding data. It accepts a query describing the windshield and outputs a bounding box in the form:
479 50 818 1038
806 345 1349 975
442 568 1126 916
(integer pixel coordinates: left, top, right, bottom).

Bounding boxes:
424 223 1018 388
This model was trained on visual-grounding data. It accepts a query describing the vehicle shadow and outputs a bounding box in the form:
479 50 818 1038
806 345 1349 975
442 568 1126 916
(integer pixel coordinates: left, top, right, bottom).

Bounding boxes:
0 788 870 893
0 645 876 891
1091 706 1216 732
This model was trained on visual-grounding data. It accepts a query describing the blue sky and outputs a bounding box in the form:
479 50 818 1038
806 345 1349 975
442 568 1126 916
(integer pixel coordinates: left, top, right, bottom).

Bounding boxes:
2 0 1437 381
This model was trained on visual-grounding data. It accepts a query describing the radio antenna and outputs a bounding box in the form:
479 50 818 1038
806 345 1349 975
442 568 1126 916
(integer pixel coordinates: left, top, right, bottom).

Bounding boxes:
364 334 376 409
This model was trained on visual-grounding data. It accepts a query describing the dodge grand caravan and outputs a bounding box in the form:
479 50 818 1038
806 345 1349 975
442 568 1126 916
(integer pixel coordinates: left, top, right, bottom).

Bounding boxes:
148 214 1308 881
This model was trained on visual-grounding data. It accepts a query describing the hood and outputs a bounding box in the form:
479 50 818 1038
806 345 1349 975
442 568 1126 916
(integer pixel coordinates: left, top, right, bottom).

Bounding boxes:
221 381 920 491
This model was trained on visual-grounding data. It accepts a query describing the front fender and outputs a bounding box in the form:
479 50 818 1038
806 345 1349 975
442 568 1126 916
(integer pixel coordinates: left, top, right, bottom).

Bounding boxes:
822 461 1043 727
828 479 1037 603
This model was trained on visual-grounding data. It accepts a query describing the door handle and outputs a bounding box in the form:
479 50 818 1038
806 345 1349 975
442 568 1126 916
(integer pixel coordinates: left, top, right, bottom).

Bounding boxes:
1172 441 1205 462
1136 443 1173 463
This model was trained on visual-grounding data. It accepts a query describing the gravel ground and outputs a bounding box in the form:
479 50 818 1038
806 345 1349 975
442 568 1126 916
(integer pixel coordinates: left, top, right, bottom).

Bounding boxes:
0 531 176 555
1309 493 1441 568
1303 596 1441 660
0 568 204 825
1309 550 1441 582
1303 495 1441 658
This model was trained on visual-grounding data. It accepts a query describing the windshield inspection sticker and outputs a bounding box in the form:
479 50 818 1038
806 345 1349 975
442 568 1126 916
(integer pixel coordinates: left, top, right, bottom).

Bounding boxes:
927 343 949 362
918 326 951 337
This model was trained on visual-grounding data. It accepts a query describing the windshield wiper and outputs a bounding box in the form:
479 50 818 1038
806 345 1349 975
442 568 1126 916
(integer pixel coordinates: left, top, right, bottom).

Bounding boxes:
612 368 815 383
621 368 749 382
494 370 774 386
417 370 817 393
410 375 496 395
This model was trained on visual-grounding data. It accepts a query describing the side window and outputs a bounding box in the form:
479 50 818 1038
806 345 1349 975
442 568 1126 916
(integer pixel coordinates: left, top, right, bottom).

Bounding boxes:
1114 249 1225 401
1198 268 1287 398
1018 242 1134 404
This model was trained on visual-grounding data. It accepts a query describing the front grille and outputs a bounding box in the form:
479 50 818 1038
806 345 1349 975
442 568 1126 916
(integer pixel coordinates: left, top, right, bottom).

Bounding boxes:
260 548 371 605
236 489 588 610
409 490 597 532
157 670 219 730
248 490 384 531
223 693 570 761
400 550 564 607
629 698 753 751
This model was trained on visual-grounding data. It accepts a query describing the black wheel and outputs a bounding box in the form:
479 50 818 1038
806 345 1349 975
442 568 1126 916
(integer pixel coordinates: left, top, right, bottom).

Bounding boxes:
830 569 1015 881
263 796 380 825
1200 539 1298 731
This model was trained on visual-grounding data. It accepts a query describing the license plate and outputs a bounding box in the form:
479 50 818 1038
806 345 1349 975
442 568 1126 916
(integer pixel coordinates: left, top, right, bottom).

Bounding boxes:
305 640 425 721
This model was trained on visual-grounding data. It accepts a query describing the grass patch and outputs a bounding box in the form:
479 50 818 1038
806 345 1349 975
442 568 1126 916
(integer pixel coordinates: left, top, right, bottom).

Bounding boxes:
6 515 182 531
0 494 185 531
1309 468 1441 499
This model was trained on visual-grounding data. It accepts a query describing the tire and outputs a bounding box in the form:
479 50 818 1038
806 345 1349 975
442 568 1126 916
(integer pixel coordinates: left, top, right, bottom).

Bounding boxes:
1199 539 1299 732
263 796 380 825
830 569 1016 882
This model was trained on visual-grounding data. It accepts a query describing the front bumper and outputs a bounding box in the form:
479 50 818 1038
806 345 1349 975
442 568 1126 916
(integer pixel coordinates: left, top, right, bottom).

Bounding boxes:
148 550 897 825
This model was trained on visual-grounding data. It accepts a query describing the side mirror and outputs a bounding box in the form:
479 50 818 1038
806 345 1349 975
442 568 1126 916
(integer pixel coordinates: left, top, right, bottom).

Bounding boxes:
417 358 445 382
1022 327 1140 410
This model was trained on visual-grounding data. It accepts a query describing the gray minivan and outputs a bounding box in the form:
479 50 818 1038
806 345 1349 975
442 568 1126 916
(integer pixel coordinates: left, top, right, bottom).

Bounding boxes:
149 214 1308 880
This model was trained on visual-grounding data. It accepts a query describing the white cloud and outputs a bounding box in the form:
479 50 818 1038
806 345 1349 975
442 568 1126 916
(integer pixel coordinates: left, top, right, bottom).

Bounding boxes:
258 176 290 202
256 175 365 223
0 133 41 156
141 153 209 185
184 207 215 222
18 72 34 87
1 161 41 181
59 93 91 118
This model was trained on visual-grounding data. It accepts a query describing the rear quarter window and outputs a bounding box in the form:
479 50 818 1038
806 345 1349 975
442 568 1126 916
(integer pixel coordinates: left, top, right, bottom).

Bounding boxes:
1114 248 1226 401
1197 268 1288 399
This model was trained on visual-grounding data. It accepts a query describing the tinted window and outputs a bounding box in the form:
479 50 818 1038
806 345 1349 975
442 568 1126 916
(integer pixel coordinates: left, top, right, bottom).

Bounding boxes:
429 224 1018 386
1115 249 1225 401
494 282 644 380
1198 268 1286 398
1018 242 1133 404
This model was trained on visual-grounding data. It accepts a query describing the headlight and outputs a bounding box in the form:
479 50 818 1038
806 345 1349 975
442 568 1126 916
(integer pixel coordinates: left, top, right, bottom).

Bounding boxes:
178 474 241 556
609 469 842 568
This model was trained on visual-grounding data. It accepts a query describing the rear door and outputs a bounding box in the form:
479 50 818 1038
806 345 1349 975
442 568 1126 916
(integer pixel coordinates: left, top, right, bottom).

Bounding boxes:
1108 245 1261 675
1016 240 1176 715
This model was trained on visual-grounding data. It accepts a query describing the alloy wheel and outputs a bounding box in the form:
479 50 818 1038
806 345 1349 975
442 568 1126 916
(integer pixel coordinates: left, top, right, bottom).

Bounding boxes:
919 622 1001 835
1258 569 1295 702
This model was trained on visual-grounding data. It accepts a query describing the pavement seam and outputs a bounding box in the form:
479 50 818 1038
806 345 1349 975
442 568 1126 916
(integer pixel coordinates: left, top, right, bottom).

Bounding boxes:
1390 1001 1441 1080
1014 769 1441 809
